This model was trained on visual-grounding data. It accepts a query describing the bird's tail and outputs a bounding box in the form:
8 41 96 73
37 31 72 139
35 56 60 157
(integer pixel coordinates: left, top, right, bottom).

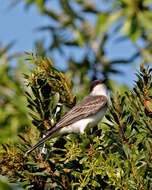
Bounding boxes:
25 131 54 156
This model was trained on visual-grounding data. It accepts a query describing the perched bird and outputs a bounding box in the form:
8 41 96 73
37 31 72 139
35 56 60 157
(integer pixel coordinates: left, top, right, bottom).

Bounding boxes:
26 79 108 155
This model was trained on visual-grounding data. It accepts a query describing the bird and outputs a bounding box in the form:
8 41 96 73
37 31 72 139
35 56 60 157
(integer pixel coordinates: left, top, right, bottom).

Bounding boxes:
25 79 108 155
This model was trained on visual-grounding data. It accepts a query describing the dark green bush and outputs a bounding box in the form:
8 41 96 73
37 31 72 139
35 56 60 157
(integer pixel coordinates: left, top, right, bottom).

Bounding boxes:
0 55 152 190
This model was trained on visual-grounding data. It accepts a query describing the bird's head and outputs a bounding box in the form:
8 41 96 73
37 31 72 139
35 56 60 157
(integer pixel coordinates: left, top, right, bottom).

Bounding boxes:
90 79 107 96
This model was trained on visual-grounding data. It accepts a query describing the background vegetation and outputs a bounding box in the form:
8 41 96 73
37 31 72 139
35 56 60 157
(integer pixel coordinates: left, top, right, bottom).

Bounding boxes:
0 0 152 189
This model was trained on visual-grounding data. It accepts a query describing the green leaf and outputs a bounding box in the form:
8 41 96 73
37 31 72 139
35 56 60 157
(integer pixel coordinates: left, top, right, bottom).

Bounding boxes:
96 11 121 36
51 93 60 111
74 30 85 46
92 180 100 187
29 172 49 176
123 144 132 159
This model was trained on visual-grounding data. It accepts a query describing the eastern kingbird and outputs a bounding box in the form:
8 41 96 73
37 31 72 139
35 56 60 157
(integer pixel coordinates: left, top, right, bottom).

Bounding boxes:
26 79 108 155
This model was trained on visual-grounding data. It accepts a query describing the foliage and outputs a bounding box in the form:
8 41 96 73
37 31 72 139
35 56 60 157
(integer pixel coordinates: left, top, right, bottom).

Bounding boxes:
14 0 152 82
0 0 152 189
1 0 151 142
0 55 151 189
0 176 22 190
0 44 31 143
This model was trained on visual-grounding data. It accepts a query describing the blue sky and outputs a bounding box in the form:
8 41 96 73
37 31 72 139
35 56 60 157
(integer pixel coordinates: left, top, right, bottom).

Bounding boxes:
0 0 140 87
0 1 48 53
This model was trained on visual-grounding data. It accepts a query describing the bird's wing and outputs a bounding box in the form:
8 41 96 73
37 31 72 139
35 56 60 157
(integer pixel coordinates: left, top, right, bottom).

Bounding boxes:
49 95 107 134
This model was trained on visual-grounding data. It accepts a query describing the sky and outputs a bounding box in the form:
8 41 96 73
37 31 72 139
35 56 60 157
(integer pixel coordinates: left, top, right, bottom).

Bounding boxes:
0 0 141 87
0 1 48 53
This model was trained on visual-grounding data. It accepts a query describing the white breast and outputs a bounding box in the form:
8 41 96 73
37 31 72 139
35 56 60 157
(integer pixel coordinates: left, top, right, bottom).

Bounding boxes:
58 105 107 135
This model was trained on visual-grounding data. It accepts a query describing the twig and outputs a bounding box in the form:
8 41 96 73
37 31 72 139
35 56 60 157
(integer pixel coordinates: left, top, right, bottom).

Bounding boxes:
38 154 55 176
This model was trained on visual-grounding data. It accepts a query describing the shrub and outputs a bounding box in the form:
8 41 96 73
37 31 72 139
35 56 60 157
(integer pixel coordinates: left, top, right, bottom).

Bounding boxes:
0 54 152 190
